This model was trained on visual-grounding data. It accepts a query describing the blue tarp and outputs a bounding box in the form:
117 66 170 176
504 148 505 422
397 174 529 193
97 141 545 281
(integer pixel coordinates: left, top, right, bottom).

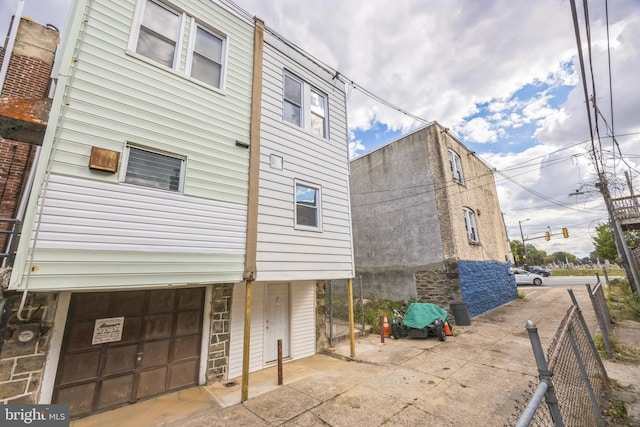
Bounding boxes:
402 303 448 329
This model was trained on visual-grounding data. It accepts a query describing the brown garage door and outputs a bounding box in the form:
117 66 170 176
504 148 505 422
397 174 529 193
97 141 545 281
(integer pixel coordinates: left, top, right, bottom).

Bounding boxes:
53 288 205 418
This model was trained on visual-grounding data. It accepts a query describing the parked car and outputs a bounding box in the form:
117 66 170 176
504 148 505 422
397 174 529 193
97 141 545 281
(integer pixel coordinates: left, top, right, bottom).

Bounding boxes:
529 266 551 277
510 268 544 286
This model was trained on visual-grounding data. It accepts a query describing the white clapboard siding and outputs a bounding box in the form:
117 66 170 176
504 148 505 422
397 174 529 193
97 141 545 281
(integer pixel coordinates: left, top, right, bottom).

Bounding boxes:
228 282 265 379
254 33 354 281
228 281 315 379
49 0 253 205
14 174 247 290
290 283 316 359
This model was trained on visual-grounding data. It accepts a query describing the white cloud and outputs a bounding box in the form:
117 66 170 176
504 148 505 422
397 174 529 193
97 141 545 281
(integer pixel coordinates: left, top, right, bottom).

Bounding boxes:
458 117 498 143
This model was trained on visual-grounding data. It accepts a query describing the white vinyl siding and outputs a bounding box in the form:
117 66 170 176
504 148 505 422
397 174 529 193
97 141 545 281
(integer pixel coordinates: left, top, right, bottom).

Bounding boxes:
228 282 265 378
48 0 253 204
254 32 354 282
13 174 246 290
290 283 316 359
228 281 315 379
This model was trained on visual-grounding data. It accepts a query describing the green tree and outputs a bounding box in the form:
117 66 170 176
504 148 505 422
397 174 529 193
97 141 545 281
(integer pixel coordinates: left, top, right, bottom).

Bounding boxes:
592 222 640 263
592 223 618 263
546 251 578 265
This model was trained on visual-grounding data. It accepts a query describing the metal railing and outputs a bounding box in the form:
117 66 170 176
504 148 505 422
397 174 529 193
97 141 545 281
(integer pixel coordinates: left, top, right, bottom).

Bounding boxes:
0 219 21 267
586 273 613 358
611 194 640 223
509 288 609 426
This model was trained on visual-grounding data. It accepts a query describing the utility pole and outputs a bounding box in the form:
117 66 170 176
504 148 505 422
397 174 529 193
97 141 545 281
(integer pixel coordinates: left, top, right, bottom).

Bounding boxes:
597 175 640 293
519 219 530 266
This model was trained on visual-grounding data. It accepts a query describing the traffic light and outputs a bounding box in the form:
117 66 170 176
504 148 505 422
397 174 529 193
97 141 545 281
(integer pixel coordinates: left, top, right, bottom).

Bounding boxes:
515 255 520 261
545 231 551 241
562 227 569 238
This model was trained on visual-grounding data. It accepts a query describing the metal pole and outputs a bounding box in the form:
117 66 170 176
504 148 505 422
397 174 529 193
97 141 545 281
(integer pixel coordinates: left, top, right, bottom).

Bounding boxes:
526 320 564 426
328 280 333 345
586 283 612 358
359 276 365 336
277 339 283 386
241 280 253 402
347 278 355 357
519 219 530 265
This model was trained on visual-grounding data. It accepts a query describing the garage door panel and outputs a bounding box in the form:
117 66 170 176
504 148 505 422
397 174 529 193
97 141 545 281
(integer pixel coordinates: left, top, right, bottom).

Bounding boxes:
137 367 168 399
139 339 170 368
178 288 204 310
55 289 204 418
143 314 173 340
173 335 199 361
176 310 201 335
169 360 198 390
56 383 95 416
98 375 134 409
72 293 110 320
67 321 95 350
103 344 137 375
147 290 175 314
121 317 142 342
58 351 100 384
112 291 146 316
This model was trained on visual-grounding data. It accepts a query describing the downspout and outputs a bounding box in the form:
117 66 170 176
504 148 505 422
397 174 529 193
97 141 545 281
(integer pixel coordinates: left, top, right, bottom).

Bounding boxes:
15 0 93 320
0 1 24 94
241 17 264 403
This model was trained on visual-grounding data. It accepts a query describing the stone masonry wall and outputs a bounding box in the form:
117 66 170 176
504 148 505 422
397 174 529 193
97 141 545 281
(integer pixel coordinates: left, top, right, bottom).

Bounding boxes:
458 260 517 317
415 260 463 320
315 281 328 351
207 283 233 381
0 292 57 404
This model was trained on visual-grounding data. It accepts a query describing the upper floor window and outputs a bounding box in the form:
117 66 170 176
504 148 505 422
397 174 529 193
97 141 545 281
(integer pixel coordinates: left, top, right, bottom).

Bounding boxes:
131 0 228 89
448 149 464 183
124 145 185 192
135 0 181 68
295 181 322 230
283 72 328 138
188 24 226 88
463 207 478 242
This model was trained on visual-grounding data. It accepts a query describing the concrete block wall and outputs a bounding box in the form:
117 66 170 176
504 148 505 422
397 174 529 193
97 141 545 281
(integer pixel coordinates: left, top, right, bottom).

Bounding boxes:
458 260 517 317
207 284 233 381
0 292 57 403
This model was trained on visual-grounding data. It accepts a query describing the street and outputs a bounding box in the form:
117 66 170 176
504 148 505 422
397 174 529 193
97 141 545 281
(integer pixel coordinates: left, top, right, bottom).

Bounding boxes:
526 274 621 287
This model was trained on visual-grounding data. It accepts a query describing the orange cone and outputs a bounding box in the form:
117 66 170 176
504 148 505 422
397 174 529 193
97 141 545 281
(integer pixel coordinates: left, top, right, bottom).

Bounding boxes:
383 314 390 338
444 322 452 336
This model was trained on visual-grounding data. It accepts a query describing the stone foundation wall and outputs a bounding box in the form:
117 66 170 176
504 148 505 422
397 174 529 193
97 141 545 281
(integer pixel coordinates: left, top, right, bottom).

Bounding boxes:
415 261 463 318
207 283 233 381
315 281 328 351
0 292 57 404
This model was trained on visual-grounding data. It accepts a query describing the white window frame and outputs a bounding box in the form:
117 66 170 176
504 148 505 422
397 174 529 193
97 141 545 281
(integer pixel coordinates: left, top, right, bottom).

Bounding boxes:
294 180 322 231
128 0 185 70
283 71 329 139
121 144 186 192
186 19 228 90
463 207 479 242
448 149 464 183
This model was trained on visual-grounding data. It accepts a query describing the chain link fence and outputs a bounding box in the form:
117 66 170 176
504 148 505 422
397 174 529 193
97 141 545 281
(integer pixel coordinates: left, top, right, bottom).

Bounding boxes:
586 273 613 358
326 278 367 345
508 288 609 427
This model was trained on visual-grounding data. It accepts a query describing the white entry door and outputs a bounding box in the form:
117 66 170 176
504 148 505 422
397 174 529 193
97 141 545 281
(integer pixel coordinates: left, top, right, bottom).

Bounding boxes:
265 283 290 362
